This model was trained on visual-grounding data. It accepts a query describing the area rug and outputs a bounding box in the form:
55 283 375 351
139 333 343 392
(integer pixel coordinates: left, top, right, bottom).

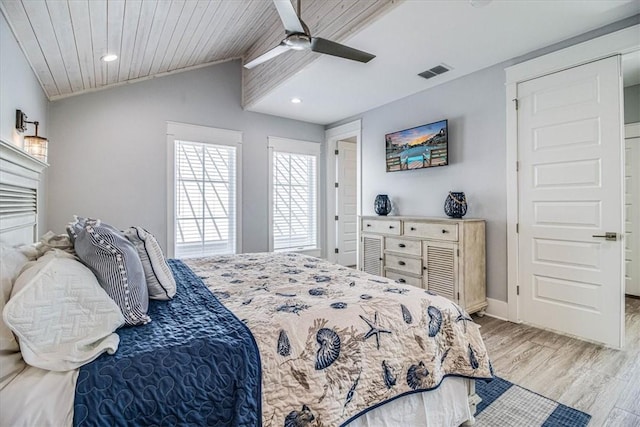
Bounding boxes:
475 377 591 427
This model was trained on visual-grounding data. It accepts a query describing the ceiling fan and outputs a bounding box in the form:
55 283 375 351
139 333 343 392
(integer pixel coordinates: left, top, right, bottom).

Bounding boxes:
244 0 376 69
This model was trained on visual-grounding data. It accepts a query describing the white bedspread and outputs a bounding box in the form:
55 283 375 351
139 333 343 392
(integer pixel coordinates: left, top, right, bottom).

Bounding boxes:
0 366 77 427
1 368 469 427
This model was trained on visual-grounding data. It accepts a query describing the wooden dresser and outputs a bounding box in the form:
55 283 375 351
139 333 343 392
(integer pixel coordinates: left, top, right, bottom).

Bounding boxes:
360 216 487 315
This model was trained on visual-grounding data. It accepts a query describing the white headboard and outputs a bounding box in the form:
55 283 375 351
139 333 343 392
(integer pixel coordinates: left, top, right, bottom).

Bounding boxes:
0 139 47 246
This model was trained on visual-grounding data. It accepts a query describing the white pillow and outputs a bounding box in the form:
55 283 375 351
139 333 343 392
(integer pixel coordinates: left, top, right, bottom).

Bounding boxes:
0 243 29 389
3 250 125 371
124 226 176 300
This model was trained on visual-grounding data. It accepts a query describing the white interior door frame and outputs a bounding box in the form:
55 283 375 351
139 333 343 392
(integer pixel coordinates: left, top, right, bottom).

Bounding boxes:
325 120 362 263
625 122 640 297
505 24 639 323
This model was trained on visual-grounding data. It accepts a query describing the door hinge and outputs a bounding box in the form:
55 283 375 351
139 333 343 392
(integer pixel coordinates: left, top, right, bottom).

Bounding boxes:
457 292 460 301
517 285 520 296
335 215 339 221
335 182 339 188
335 248 339 254
516 223 519 233
457 248 460 256
516 161 519 172
334 149 339 155
513 98 519 110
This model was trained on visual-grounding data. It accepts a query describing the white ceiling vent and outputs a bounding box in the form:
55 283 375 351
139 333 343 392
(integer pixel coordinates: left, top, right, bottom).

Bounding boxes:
418 64 451 80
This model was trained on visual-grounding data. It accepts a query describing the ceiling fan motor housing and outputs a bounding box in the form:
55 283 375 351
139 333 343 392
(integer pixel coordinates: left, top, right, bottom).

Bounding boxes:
284 33 311 50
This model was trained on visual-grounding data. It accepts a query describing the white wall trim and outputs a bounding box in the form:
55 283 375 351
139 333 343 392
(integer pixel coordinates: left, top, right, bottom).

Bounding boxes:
166 121 243 258
505 25 638 323
324 119 362 263
268 136 321 155
484 298 509 321
166 121 243 145
267 136 321 255
506 25 639 84
325 120 362 139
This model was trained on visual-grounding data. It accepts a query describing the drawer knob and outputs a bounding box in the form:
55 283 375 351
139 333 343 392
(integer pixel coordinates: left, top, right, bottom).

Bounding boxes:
442 229 448 234
410 227 416 231
423 266 427 270
397 278 406 283
366 224 371 227
398 261 406 266
398 243 406 248
389 225 394 229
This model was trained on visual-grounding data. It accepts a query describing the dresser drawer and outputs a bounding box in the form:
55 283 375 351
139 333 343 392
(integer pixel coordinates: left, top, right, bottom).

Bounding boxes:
385 254 422 275
385 270 422 288
404 221 458 241
362 219 401 235
385 237 421 256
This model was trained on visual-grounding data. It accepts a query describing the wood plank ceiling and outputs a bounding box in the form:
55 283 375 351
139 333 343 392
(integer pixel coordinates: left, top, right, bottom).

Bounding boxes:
0 0 398 107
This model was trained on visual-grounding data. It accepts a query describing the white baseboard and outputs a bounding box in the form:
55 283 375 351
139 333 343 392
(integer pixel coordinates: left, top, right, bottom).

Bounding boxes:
484 298 509 321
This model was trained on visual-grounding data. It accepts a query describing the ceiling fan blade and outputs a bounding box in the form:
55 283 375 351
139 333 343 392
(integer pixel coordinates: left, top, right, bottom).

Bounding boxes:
244 43 291 69
273 0 304 34
311 37 375 63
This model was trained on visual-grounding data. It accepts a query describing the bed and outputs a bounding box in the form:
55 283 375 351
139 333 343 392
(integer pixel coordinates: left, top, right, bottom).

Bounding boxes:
0 140 491 426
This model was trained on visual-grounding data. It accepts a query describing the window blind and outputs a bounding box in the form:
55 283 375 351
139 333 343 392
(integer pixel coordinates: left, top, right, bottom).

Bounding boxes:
175 140 236 257
272 151 318 251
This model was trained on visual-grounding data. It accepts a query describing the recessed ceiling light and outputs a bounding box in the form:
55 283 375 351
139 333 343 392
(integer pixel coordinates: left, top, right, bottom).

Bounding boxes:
101 54 118 62
291 97 302 104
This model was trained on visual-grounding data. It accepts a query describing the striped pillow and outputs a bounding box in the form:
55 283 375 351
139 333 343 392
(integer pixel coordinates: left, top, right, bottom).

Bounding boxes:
68 217 150 326
124 227 176 301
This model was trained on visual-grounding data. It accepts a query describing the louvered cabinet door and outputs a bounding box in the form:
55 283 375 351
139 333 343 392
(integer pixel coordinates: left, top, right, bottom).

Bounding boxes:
423 241 458 302
361 234 383 276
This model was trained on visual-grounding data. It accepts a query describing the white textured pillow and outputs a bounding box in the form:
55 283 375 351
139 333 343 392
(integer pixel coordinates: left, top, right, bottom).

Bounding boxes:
124 226 176 300
3 250 125 371
0 243 29 389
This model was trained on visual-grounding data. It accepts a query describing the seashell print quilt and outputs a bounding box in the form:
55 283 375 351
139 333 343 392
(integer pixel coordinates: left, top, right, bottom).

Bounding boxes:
184 252 493 427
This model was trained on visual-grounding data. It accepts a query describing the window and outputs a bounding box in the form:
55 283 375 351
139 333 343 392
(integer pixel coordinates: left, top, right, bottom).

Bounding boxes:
168 123 242 258
268 137 320 254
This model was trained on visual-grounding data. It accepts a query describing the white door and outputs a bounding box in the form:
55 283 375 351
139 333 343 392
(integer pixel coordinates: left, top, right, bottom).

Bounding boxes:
336 140 358 266
625 124 640 296
518 56 624 348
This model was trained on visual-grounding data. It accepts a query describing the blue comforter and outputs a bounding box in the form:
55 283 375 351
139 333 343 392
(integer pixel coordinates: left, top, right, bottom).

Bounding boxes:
74 259 261 426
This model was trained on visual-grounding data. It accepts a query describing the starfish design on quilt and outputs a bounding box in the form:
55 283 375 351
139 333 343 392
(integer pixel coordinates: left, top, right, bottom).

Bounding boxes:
453 303 473 333
359 312 392 350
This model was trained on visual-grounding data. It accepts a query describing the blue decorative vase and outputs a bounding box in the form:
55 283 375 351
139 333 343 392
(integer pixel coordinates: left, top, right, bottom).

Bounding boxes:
374 194 392 216
444 192 467 218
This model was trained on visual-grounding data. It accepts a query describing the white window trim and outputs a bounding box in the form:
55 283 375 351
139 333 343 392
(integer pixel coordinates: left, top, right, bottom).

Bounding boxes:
167 121 243 258
268 136 321 257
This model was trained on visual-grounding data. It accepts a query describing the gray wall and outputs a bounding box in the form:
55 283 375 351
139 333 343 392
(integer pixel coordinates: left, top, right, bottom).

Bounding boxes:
625 84 640 124
329 15 639 303
1 12 49 233
355 64 508 301
47 60 324 253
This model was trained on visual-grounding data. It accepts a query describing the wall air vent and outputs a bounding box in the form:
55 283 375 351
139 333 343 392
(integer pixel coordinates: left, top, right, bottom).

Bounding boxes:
418 64 451 80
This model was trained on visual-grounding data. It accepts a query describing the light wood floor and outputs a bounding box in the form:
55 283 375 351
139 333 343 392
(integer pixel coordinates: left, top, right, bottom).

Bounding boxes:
473 297 640 427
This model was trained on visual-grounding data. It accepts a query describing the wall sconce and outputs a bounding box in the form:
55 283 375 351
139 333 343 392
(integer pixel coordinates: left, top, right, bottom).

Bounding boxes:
16 109 48 163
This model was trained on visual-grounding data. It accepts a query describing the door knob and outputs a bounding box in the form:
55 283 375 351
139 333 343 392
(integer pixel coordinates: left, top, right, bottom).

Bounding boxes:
592 232 617 241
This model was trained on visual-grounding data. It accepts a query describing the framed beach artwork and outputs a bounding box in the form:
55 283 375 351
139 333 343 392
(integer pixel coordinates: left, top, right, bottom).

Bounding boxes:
385 119 448 172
